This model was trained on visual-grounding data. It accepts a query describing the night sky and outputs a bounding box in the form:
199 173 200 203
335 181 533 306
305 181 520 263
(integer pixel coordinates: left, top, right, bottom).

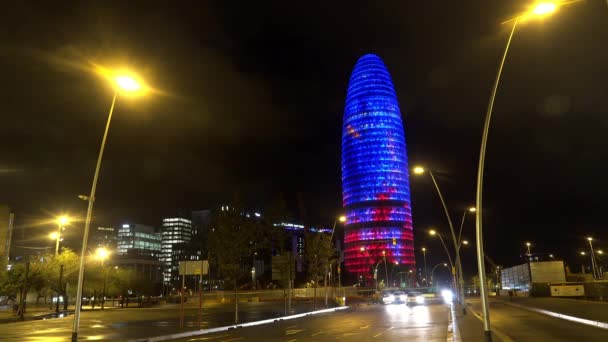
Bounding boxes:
1 1 607 274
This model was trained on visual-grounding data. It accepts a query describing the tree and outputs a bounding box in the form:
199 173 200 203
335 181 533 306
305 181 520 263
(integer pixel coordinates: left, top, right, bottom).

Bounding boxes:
305 231 334 309
208 202 257 324
471 274 495 293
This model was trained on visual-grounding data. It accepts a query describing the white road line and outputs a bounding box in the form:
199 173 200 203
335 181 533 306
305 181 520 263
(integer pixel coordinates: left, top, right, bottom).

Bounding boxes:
503 301 608 330
128 306 349 342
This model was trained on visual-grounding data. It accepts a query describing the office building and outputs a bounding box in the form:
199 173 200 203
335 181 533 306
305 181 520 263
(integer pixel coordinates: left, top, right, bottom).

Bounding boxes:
341 54 415 274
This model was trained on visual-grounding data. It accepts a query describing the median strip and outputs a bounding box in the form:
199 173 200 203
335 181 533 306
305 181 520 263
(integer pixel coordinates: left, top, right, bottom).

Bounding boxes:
503 301 608 330
129 306 349 342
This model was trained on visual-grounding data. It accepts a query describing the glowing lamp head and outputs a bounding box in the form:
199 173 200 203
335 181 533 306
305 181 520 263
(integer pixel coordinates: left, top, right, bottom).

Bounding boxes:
382 250 386 256
429 229 437 236
413 166 425 175
587 237 593 242
532 2 557 16
339 215 346 223
421 247 426 252
57 215 70 226
115 75 142 92
463 240 469 245
443 263 448 267
49 232 59 240
580 251 586 256
360 247 365 252
525 242 531 247
96 247 110 260
395 261 399 265
598 250 604 255
468 207 476 213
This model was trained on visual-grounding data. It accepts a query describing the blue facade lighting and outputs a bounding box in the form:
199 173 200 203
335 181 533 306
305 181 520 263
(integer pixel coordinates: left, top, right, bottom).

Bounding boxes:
341 54 415 274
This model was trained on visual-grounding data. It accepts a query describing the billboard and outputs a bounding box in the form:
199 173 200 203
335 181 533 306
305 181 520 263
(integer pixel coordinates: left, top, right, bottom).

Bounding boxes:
178 260 209 275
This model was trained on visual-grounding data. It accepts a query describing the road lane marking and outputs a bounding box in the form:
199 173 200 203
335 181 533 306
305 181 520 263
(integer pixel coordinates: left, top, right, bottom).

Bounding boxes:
468 304 515 342
373 327 393 338
503 300 608 330
129 306 349 342
221 338 243 342
188 335 230 341
287 325 297 329
286 339 297 342
311 331 324 336
286 329 305 335
359 324 370 329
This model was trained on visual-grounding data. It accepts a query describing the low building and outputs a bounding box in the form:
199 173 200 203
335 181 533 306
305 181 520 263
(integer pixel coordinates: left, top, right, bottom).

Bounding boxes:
501 260 567 293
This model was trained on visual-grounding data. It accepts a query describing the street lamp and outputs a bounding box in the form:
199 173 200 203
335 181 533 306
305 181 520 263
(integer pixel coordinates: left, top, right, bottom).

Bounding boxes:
525 242 532 259
330 215 346 240
413 166 466 310
71 69 147 342
95 248 110 310
455 205 476 313
429 229 456 292
587 237 599 279
430 262 449 286
52 215 70 255
474 3 567 339
422 247 429 287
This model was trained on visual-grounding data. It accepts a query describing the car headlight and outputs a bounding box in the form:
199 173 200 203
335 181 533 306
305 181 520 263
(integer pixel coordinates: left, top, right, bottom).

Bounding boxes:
400 295 407 301
387 295 395 301
441 289 453 302
416 296 425 303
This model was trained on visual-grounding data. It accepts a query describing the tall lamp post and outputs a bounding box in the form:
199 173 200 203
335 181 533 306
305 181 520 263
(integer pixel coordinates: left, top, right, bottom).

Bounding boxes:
71 70 147 342
52 216 70 255
429 229 456 292
474 3 567 340
455 206 475 311
421 247 429 287
587 237 599 279
413 166 466 311
96 248 110 310
430 262 448 286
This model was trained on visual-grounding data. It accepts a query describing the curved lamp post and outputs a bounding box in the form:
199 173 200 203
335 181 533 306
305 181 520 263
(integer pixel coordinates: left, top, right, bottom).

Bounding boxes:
430 262 449 286
413 166 467 311
71 70 147 342
475 2 573 340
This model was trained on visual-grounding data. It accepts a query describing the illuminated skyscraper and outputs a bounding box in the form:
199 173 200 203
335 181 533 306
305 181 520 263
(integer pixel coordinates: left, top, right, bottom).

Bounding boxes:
341 54 415 275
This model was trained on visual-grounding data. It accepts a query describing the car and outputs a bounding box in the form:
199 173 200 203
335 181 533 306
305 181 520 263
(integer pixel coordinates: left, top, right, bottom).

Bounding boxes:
407 291 425 305
382 291 407 305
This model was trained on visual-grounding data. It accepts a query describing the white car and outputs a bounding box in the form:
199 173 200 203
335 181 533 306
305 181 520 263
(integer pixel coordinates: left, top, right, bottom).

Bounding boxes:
382 291 407 305
406 291 425 305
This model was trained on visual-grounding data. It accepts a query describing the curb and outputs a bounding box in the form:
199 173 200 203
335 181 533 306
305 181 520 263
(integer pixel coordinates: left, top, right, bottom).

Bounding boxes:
502 301 608 330
129 306 349 342
467 304 515 342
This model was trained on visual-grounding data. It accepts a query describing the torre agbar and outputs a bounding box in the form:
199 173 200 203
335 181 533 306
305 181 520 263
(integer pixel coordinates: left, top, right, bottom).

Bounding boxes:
341 54 415 275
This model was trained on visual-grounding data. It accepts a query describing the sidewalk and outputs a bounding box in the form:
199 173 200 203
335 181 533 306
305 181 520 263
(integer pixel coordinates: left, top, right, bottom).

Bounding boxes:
495 296 608 324
452 303 510 342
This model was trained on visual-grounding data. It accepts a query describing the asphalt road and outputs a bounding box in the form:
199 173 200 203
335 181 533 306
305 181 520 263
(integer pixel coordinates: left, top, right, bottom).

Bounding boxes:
170 303 451 342
467 298 608 341
0 301 321 342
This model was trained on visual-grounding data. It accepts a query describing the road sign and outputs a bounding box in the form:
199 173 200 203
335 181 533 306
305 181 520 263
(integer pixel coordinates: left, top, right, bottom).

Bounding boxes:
179 260 209 275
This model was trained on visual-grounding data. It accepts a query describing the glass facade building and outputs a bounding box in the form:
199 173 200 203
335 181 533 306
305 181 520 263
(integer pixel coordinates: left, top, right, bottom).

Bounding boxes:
161 217 193 283
116 223 161 257
341 54 415 274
